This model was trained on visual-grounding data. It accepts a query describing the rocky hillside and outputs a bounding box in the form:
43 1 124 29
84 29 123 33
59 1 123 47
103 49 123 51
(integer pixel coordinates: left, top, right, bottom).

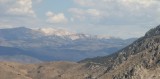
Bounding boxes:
79 25 160 79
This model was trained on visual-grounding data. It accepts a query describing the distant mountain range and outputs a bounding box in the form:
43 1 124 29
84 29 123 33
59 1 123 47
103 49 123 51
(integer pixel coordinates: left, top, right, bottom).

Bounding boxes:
0 27 136 62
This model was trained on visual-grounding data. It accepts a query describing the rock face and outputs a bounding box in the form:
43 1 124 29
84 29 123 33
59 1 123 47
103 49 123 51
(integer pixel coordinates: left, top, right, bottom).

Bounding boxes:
80 25 160 79
1 25 160 79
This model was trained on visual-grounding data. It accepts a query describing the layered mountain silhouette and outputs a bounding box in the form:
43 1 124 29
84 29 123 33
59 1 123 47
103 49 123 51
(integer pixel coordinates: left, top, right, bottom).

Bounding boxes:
0 46 41 63
0 27 135 62
0 25 160 79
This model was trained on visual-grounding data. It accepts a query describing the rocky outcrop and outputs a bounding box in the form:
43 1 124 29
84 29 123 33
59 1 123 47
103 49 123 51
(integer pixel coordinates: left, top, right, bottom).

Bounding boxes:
80 25 160 79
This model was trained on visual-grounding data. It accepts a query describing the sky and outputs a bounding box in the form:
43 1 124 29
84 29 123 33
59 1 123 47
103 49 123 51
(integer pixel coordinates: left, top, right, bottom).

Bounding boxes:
0 0 160 39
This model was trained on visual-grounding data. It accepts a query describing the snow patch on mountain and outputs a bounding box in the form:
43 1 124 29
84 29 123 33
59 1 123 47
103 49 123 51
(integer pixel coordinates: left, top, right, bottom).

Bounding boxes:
35 28 112 40
38 28 74 36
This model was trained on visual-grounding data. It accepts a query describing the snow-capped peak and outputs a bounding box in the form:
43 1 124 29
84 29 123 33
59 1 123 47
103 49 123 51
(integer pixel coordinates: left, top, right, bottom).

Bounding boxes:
35 27 112 40
38 28 74 36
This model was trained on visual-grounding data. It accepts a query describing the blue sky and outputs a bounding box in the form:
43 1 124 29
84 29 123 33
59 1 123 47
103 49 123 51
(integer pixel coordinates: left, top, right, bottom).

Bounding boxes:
0 0 159 39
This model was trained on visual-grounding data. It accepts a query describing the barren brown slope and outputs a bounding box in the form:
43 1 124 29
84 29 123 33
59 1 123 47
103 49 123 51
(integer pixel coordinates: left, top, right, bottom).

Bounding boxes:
0 61 106 79
0 62 78 79
0 62 32 79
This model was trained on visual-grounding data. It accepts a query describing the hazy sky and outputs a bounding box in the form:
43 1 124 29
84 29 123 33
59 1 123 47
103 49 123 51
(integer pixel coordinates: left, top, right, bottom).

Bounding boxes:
0 0 160 38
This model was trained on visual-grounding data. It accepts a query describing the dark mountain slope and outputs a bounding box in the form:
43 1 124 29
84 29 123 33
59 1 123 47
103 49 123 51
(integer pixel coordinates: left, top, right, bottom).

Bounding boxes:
0 46 42 63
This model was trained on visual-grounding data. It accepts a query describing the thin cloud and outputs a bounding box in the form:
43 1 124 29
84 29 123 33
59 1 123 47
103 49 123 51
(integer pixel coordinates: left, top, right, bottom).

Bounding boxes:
46 11 68 24
0 0 36 17
71 0 160 25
